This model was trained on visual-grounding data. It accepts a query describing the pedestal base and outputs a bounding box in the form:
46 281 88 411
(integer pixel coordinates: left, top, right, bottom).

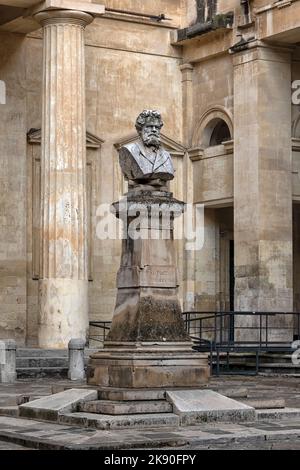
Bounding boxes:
87 342 209 388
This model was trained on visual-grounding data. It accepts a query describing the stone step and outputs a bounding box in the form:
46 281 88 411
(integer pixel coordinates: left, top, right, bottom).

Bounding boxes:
14 348 99 378
238 398 285 409
17 349 69 357
259 362 300 368
79 399 173 415
256 408 300 420
213 361 300 375
16 348 97 357
98 388 166 401
0 406 19 417
58 412 179 430
213 387 248 399
16 357 69 368
17 367 68 379
214 358 295 367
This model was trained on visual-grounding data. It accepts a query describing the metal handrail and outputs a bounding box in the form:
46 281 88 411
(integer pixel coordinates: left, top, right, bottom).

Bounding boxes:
182 310 300 375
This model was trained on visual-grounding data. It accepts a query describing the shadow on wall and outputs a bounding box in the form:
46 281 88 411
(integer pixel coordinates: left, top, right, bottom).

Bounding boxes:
196 0 217 23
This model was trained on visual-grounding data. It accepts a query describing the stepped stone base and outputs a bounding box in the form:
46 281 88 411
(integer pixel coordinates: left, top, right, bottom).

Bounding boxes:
79 399 172 415
87 342 209 388
98 387 166 401
17 387 257 429
58 412 180 429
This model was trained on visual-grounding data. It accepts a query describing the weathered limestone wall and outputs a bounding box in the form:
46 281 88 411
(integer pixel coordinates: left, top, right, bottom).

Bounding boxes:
0 8 184 344
1 0 299 346
193 146 233 205
187 52 233 312
0 32 28 344
84 16 183 324
191 52 234 205
192 54 233 144
102 0 184 26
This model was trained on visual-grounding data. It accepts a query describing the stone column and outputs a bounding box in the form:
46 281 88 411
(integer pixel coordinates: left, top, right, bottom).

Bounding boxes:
233 43 293 338
180 63 194 148
34 10 94 348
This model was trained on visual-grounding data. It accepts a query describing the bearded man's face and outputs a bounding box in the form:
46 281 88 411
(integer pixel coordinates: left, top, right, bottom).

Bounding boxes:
141 119 161 148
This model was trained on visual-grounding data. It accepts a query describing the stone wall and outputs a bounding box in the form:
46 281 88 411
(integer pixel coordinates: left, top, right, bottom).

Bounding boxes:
0 6 184 344
0 32 28 344
1 0 300 345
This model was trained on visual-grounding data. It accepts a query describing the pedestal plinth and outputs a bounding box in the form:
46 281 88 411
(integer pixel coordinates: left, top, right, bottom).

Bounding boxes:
88 342 209 388
87 191 209 387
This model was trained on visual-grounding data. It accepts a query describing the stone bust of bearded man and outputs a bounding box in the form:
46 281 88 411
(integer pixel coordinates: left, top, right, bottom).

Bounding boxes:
119 110 175 190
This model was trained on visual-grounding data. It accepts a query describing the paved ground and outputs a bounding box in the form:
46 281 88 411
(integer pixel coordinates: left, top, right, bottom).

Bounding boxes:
1 413 300 450
0 375 300 450
0 439 32 450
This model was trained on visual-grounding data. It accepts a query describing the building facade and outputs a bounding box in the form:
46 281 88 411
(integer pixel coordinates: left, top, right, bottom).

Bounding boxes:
0 0 300 347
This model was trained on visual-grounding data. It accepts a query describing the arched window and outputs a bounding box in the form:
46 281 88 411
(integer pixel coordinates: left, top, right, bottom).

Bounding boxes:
209 119 231 146
201 118 232 148
192 106 233 149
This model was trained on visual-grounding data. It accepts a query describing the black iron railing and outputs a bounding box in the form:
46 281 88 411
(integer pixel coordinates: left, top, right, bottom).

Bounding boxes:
183 311 300 375
89 321 111 343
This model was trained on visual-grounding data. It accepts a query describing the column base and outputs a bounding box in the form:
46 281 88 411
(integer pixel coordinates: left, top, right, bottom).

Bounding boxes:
87 342 209 388
38 278 88 349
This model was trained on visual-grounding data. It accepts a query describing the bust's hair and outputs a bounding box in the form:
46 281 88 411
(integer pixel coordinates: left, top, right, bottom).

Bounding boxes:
135 110 163 133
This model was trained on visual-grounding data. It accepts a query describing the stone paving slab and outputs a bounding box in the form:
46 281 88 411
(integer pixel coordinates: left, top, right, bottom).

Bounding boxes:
19 389 98 421
166 389 255 424
1 414 300 450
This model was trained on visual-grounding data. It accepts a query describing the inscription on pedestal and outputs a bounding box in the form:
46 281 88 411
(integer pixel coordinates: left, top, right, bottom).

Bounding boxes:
117 266 177 288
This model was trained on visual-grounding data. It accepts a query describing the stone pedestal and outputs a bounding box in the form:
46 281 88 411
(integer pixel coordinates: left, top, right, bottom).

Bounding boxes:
88 342 209 388
88 190 209 387
34 10 93 348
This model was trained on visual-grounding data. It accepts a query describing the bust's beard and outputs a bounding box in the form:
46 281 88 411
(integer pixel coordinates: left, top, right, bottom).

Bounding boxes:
143 135 160 148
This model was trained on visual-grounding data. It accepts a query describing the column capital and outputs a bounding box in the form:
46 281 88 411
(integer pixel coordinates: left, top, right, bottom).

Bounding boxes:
34 9 94 27
180 63 194 72
180 63 194 82
231 39 294 66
